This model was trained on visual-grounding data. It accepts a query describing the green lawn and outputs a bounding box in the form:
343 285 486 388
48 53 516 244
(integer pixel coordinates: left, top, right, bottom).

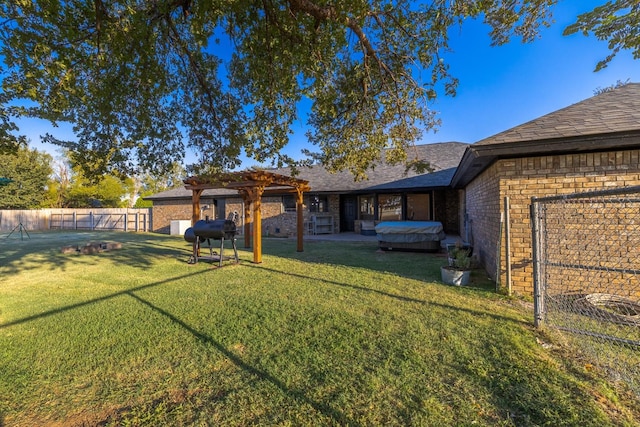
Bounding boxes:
1 231 638 426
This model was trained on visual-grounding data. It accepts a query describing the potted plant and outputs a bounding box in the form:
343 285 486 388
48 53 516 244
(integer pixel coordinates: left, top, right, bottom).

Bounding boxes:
441 244 472 286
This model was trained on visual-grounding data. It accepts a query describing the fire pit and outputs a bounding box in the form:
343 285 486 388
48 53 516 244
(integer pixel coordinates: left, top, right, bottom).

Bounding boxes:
61 241 122 255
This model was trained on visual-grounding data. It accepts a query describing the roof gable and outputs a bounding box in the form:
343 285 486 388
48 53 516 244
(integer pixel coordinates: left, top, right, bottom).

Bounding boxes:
452 83 640 188
476 83 640 146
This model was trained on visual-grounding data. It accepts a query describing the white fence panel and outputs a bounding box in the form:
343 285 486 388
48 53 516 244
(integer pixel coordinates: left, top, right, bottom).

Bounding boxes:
0 208 151 232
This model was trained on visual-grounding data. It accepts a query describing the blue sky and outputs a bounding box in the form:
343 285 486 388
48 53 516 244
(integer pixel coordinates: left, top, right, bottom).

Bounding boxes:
276 0 639 165
420 0 639 145
16 0 640 168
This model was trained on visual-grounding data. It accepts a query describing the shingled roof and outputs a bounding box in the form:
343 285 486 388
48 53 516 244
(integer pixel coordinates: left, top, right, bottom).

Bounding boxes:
476 83 640 145
273 141 467 193
146 142 468 200
452 83 640 187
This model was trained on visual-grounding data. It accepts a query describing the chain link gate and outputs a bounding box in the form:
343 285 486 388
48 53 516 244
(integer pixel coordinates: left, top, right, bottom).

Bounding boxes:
531 186 640 393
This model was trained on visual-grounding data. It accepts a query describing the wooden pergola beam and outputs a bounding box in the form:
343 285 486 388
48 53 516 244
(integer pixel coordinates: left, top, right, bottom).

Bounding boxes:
184 170 310 264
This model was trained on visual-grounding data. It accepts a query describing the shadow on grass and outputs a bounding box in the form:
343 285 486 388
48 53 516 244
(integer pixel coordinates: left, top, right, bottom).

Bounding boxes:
260 238 496 291
0 231 192 276
127 291 356 425
0 269 207 330
244 263 528 327
0 260 355 424
1 232 493 292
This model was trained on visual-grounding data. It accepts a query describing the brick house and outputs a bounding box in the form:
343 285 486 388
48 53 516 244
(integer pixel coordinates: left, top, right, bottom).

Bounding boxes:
452 83 640 295
147 83 640 296
146 142 468 237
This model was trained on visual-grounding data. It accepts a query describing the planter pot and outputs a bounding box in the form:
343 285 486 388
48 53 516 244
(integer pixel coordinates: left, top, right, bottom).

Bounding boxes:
441 266 471 286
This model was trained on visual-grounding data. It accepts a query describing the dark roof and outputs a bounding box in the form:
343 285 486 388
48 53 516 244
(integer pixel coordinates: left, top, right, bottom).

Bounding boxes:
476 83 640 145
452 83 640 187
275 142 467 193
146 142 468 200
365 167 458 191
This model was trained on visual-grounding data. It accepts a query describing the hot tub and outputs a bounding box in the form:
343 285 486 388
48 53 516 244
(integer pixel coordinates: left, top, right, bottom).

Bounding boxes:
375 221 445 252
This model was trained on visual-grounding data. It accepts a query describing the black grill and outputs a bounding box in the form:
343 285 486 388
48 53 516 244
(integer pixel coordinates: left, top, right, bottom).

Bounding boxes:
184 217 239 266
193 219 236 240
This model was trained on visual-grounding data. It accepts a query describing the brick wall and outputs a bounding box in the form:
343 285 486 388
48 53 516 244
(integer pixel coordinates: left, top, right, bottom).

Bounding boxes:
151 199 192 233
464 162 502 283
153 194 341 237
264 196 314 237
468 149 640 296
540 197 640 299
225 198 243 222
327 195 340 232
260 194 340 236
151 196 223 233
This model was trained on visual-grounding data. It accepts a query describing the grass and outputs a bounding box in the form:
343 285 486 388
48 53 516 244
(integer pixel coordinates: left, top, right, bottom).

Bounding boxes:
1 230 639 426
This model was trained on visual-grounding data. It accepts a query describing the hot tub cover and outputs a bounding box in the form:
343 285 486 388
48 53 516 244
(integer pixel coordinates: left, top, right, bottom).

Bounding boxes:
375 221 445 243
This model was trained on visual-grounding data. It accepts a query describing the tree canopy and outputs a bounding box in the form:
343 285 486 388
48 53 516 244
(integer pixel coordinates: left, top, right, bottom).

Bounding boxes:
63 171 134 208
564 1 639 72
0 146 52 209
45 161 135 208
0 1 635 180
0 105 26 155
133 162 186 208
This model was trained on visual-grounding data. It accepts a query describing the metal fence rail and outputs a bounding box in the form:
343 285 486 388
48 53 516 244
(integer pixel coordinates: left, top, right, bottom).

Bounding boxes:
532 186 640 393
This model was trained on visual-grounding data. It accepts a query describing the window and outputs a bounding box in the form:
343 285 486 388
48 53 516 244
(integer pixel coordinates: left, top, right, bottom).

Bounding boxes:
378 194 402 221
282 195 297 212
308 194 328 213
406 193 431 220
358 195 375 220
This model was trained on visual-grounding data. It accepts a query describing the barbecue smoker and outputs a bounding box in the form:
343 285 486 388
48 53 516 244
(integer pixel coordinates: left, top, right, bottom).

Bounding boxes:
184 217 239 266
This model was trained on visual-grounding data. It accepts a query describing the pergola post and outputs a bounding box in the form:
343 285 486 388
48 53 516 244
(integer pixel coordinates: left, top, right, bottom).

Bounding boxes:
191 189 204 225
296 188 304 252
242 193 251 249
250 186 264 263
183 170 310 266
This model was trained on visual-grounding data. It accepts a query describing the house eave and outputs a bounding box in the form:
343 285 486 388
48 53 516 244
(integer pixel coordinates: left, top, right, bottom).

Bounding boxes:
451 130 640 188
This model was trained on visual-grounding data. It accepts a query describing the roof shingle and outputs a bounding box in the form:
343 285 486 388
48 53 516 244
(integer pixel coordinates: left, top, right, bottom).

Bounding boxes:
475 83 640 146
146 142 468 200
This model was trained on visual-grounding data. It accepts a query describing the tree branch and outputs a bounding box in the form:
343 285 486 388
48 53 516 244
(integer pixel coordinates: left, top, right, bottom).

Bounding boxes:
164 13 220 125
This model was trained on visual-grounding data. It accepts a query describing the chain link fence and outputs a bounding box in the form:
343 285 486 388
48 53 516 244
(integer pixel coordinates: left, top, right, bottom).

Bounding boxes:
531 186 640 393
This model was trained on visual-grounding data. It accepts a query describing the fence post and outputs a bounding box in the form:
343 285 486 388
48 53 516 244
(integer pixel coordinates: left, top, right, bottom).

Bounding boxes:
530 197 544 328
496 211 503 292
504 196 512 296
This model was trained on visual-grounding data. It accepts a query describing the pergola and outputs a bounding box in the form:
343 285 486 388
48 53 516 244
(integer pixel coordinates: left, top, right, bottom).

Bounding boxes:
183 170 311 263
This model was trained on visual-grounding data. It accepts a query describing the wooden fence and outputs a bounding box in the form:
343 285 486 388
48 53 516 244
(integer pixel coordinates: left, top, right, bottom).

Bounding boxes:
0 208 151 233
